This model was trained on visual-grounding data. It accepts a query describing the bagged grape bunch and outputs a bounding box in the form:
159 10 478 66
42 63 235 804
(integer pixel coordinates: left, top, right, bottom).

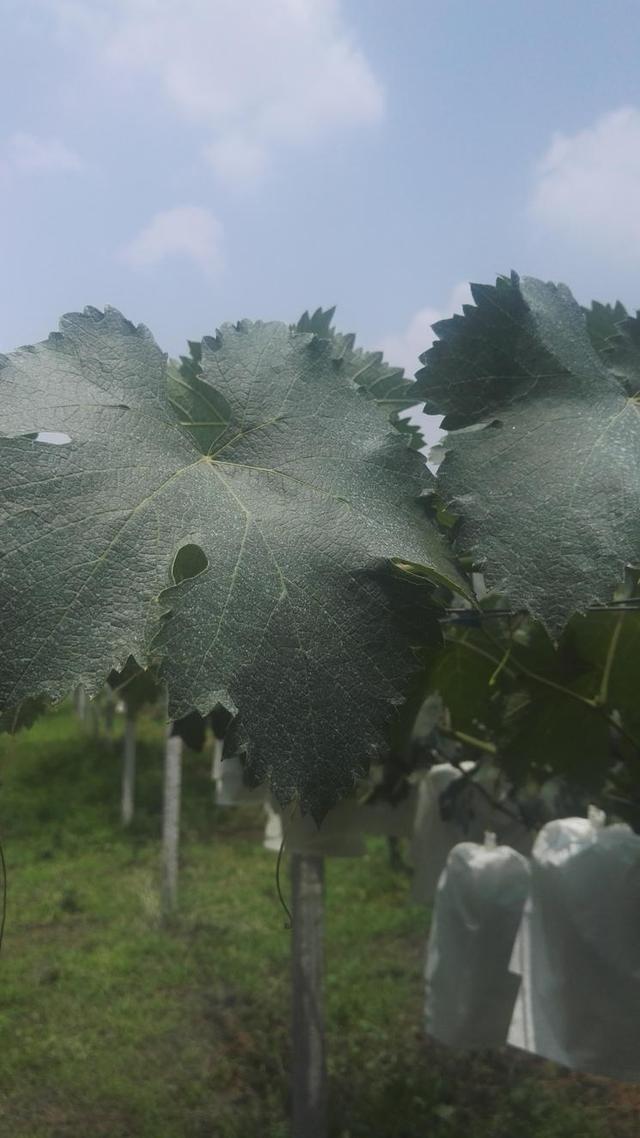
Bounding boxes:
410 763 531 905
508 807 640 1081
425 834 530 1049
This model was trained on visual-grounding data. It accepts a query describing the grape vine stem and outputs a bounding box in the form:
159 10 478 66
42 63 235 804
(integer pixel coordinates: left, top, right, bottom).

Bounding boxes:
439 725 497 755
596 614 623 707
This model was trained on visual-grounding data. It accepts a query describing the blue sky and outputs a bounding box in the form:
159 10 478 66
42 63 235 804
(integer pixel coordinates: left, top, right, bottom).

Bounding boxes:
2 0 640 388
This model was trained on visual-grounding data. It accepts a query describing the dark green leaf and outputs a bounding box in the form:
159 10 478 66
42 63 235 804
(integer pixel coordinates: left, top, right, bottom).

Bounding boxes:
108 658 161 715
295 306 425 448
501 679 610 788
428 630 503 735
0 696 48 735
584 300 640 398
416 274 640 632
0 308 466 816
583 298 627 352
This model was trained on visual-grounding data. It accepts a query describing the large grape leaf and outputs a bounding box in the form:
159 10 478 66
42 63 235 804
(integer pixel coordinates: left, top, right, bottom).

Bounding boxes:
585 302 640 399
583 299 628 359
0 307 467 816
177 306 424 450
294 306 426 450
107 657 161 715
415 273 640 633
295 306 417 414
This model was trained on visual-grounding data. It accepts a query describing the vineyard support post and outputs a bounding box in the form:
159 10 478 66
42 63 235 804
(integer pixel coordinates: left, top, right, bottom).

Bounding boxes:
210 736 224 782
73 685 86 722
162 729 182 915
88 698 100 738
103 696 115 746
121 710 136 826
291 852 327 1138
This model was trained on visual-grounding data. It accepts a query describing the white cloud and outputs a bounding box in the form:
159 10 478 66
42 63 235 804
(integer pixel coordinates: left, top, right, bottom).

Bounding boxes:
530 106 640 259
379 283 473 453
1 131 84 176
379 282 472 377
203 135 269 184
119 206 224 276
48 0 385 185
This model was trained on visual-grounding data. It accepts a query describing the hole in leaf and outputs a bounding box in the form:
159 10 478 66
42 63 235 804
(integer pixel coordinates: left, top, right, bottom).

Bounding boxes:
35 432 72 445
172 543 208 584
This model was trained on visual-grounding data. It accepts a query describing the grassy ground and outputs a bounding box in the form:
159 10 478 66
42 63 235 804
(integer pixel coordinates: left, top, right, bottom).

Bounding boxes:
0 707 638 1138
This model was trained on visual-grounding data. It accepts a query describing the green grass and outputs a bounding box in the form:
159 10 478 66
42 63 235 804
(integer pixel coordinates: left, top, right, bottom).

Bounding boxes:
0 707 637 1137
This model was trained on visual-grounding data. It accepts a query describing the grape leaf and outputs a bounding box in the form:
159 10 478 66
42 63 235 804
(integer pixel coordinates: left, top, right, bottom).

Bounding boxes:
493 620 610 784
427 629 504 735
500 681 610 787
108 657 161 715
583 300 640 400
416 273 640 633
0 307 467 816
295 306 426 449
583 299 628 358
568 609 640 736
0 695 48 735
430 611 634 793
171 698 240 753
177 305 424 447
